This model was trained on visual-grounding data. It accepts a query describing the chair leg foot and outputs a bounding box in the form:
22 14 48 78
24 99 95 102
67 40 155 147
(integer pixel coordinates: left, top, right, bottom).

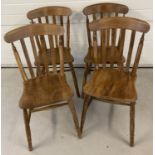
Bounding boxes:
23 109 33 151
130 103 135 147
68 100 81 138
69 63 80 97
80 95 90 134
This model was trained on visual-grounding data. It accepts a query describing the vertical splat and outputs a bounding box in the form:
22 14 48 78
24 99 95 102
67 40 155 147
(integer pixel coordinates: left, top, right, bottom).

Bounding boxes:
20 39 35 78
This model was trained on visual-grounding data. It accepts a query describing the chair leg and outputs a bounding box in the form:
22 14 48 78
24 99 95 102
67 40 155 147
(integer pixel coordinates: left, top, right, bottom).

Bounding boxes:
80 95 90 134
82 63 89 97
130 103 135 147
68 100 81 138
23 109 33 151
87 63 92 74
69 62 80 97
86 96 92 111
41 66 46 74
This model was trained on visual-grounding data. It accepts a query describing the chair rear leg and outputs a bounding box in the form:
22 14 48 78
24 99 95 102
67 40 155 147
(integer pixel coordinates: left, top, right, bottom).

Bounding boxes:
41 66 46 74
130 103 135 147
69 62 80 97
82 63 89 97
68 100 81 138
87 63 92 74
80 95 90 134
37 66 45 75
23 109 33 151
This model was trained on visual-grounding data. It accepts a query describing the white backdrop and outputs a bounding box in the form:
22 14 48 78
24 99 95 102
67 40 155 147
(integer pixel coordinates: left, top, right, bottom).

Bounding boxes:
1 0 153 67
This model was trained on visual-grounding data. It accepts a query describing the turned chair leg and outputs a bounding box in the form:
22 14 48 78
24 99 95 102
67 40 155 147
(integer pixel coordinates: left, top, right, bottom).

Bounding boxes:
68 100 81 138
80 95 91 134
23 109 33 151
82 63 89 97
130 103 135 147
69 63 80 97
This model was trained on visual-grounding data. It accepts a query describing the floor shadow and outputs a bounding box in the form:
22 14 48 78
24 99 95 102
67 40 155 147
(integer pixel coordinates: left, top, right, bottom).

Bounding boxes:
107 104 129 145
84 103 129 145
34 111 57 149
108 104 114 128
136 130 153 145
84 102 107 136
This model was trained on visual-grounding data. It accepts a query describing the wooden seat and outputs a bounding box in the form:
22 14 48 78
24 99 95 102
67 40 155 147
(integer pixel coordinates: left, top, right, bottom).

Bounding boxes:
4 24 81 151
84 69 137 103
20 73 73 109
27 6 80 97
82 3 129 93
80 17 150 147
84 46 125 64
35 47 73 65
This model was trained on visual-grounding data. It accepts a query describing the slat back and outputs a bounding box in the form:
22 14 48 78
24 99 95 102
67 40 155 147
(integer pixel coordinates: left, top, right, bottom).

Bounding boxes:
89 17 150 75
83 3 129 47
27 6 72 48
4 24 65 81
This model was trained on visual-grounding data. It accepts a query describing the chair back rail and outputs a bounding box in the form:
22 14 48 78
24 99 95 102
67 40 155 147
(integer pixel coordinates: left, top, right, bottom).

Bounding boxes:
89 17 150 74
4 24 65 81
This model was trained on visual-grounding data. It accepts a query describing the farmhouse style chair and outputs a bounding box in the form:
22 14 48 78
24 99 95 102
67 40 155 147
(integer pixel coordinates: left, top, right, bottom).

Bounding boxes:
4 24 81 151
27 6 80 97
80 17 150 146
82 3 129 92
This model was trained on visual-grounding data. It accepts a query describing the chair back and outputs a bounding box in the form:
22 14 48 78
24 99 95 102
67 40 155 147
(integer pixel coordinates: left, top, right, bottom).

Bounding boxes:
89 17 150 75
4 24 65 81
27 6 72 48
83 3 129 47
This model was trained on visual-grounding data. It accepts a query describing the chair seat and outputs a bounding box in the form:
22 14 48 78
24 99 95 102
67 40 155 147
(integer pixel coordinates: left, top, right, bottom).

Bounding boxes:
84 46 125 64
83 69 137 103
19 73 73 109
35 47 74 65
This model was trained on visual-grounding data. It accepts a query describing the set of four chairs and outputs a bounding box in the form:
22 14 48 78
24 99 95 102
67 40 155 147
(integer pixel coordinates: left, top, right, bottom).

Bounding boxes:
4 3 150 151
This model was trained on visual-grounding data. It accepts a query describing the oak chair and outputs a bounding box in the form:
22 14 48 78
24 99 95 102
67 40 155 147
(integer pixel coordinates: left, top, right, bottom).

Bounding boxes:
4 24 81 151
27 6 80 97
80 17 150 146
82 3 129 92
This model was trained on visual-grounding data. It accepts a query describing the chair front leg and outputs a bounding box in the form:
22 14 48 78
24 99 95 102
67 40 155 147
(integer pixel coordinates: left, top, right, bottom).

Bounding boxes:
68 100 81 138
80 95 90 134
23 109 33 151
130 103 135 147
69 62 80 97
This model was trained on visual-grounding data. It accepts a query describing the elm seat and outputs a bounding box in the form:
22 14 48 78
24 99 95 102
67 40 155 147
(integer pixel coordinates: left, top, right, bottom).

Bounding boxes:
20 73 73 109
84 69 137 103
84 46 125 64
35 48 74 65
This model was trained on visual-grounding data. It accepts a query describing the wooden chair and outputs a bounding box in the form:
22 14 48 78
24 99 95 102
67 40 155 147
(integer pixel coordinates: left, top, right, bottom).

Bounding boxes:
82 3 129 91
27 6 80 97
80 17 150 146
4 24 81 151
